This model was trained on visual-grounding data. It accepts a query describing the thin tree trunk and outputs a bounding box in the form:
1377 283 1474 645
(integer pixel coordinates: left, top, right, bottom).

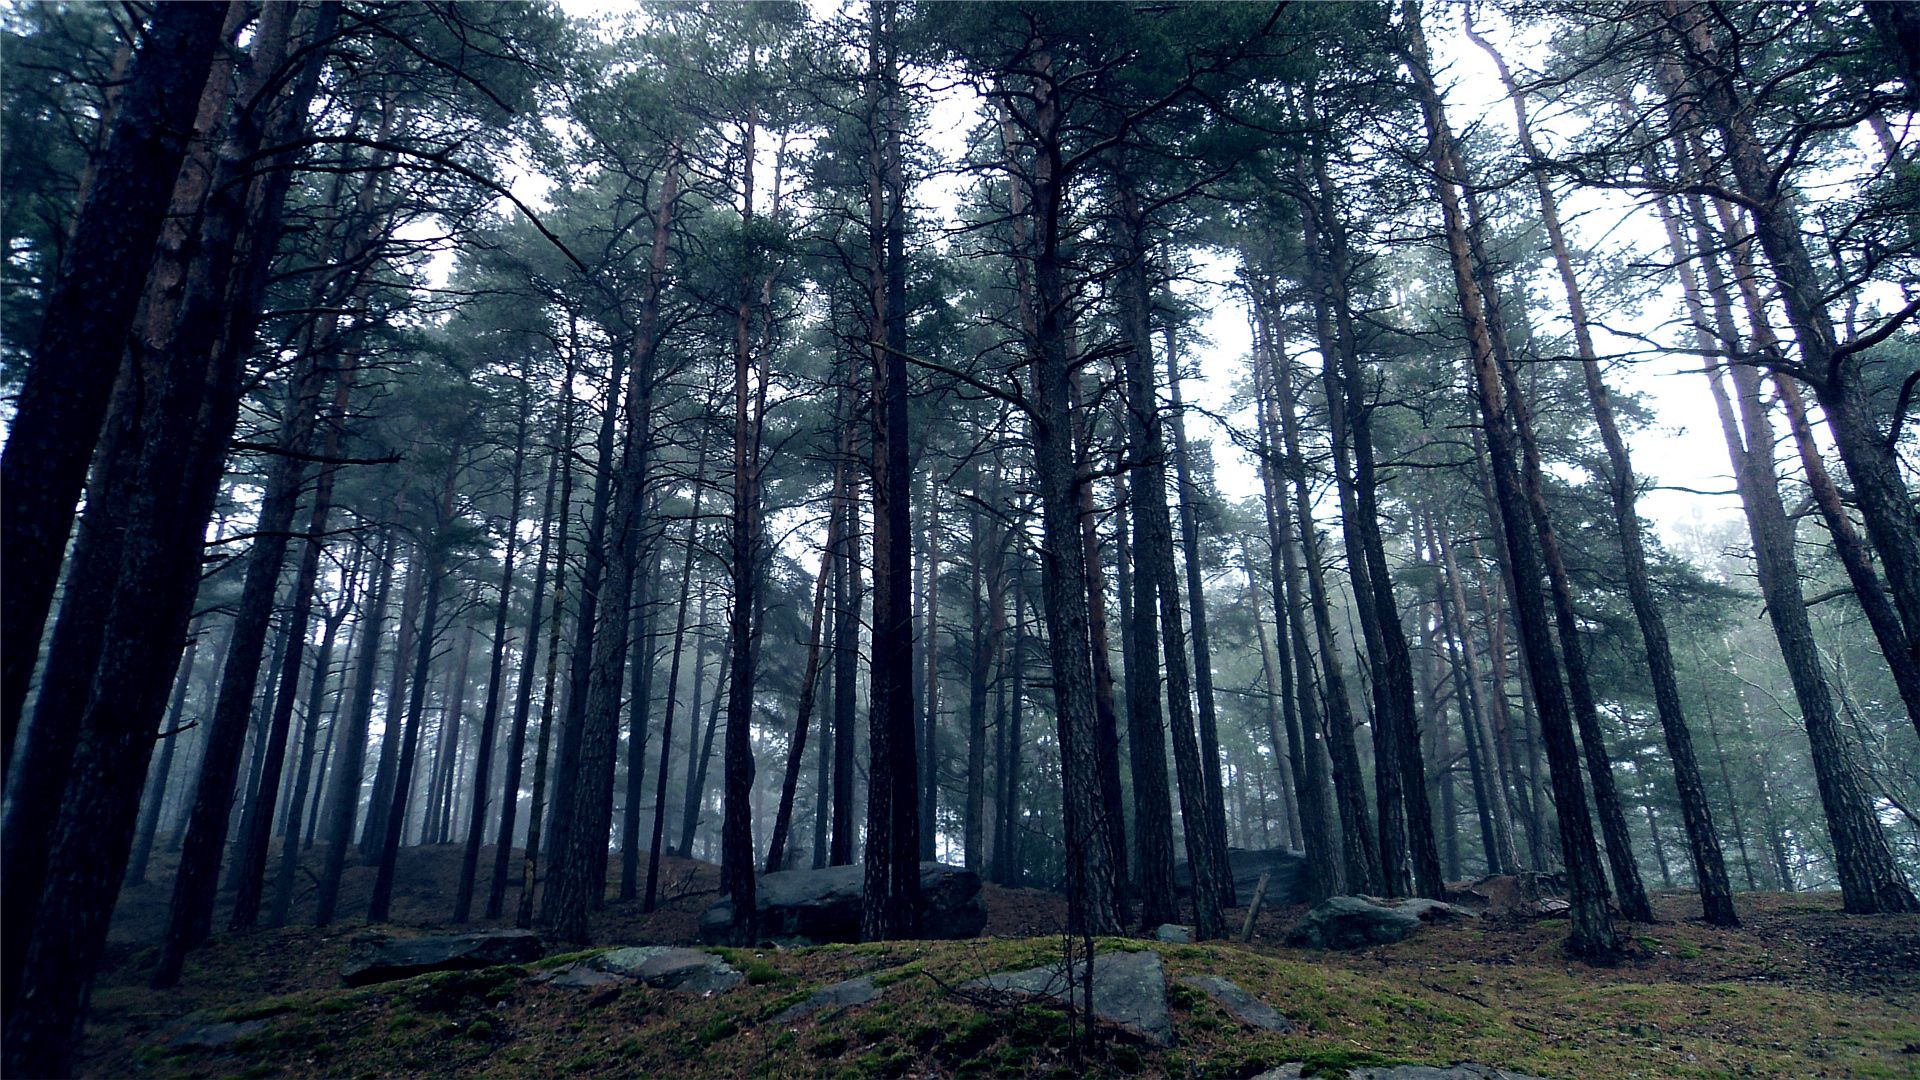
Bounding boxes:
1467 11 1733 926
1401 0 1616 956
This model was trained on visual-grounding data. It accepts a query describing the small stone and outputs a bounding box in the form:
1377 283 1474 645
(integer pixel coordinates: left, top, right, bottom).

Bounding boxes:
1178 975 1292 1032
1154 923 1194 944
773 975 882 1022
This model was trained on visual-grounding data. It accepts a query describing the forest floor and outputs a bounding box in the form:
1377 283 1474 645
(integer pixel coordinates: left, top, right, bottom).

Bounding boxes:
80 846 1920 1079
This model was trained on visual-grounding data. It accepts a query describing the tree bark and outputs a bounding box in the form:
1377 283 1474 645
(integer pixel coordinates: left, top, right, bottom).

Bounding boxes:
0 2 231 766
1401 0 1616 957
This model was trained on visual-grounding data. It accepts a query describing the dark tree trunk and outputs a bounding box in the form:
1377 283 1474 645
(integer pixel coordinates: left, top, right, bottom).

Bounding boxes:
646 440 710 908
1401 0 1617 957
920 489 942 863
1259 297 1377 894
1116 181 1225 937
765 468 844 872
1468 13 1733 927
129 627 205 886
498 335 577 921
1165 328 1233 910
270 561 356 927
1300 161 1439 899
831 458 862 867
2 8 332 1063
369 479 457 924
456 365 534 921
1663 179 1916 914
0 1 231 765
315 532 397 926
863 2 922 940
550 147 679 943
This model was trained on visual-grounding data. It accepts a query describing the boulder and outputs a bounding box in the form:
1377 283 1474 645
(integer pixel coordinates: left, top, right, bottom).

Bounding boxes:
533 946 742 994
1154 923 1194 944
341 930 543 986
773 975 883 1023
1175 847 1309 906
1178 975 1292 1032
1284 896 1476 950
170 1019 270 1050
961 948 1172 1046
1253 1065 1546 1079
699 861 985 944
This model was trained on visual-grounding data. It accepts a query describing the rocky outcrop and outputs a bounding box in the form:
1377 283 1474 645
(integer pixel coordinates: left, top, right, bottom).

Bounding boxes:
1178 974 1292 1032
772 975 883 1023
534 946 742 994
1284 896 1477 950
1253 1065 1546 1079
698 861 985 944
1175 847 1310 906
340 930 543 986
961 948 1172 1046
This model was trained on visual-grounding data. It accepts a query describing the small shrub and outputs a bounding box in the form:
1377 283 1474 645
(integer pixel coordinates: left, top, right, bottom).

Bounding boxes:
808 1032 849 1058
698 1016 739 1045
464 1019 494 1041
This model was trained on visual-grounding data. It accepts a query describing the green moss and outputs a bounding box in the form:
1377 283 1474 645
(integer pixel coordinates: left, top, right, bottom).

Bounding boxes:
697 1017 739 1046
464 1019 494 1041
1296 1048 1412 1077
808 1032 849 1058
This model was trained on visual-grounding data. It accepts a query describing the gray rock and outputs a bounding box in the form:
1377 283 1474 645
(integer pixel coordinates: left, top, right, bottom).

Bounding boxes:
590 946 742 993
773 975 883 1022
533 964 627 990
1175 846 1310 906
961 948 1172 1047
341 930 543 986
1177 975 1292 1032
1252 1065 1546 1079
170 1019 269 1050
1154 923 1194 944
699 861 985 944
1284 896 1476 950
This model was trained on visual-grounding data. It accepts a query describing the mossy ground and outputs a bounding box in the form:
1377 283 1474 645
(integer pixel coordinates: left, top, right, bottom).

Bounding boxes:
82 890 1920 1079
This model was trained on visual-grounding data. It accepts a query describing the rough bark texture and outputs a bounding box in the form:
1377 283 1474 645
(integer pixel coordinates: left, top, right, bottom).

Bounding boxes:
0 1 230 767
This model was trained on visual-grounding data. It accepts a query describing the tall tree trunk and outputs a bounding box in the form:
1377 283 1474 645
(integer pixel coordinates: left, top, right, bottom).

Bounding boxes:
831 448 863 867
863 2 922 940
456 364 534 921
1662 180 1916 913
1300 160 1439 899
130 626 205 885
315 531 397 925
1401 0 1616 957
647 436 711 907
1258 295 1377 893
766 467 844 872
1165 327 1233 910
550 146 680 943
1467 11 1733 926
0 2 231 765
1116 180 1225 937
369 477 458 924
920 487 942 862
3 9 333 1063
494 337 576 919
270 561 356 927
